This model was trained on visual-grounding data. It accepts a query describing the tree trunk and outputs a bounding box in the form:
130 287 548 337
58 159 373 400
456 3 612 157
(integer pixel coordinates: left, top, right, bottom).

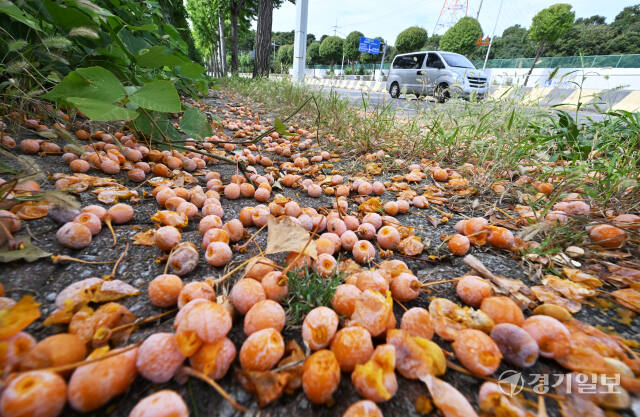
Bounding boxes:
230 0 247 75
212 44 219 78
253 0 273 78
218 14 227 76
524 44 545 87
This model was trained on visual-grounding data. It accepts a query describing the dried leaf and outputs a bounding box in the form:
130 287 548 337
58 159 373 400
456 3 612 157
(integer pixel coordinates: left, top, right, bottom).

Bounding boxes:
237 368 291 408
0 295 41 339
365 163 382 175
0 235 51 262
611 288 640 313
541 275 596 301
358 197 382 213
530 286 582 313
133 229 156 246
562 268 603 288
265 216 317 259
39 190 80 209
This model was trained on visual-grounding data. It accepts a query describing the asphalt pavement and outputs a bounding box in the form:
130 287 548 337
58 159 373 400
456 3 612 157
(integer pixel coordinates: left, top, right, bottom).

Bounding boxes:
317 86 607 122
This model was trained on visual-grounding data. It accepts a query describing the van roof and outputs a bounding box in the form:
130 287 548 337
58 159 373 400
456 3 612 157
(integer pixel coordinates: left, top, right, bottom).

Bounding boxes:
392 51 463 58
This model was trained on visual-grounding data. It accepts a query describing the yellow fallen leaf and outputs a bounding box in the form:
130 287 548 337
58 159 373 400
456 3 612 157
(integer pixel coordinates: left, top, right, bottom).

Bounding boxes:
265 216 317 259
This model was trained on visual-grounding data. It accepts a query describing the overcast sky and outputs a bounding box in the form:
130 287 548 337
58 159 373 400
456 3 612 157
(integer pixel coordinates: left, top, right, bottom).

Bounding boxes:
256 0 634 46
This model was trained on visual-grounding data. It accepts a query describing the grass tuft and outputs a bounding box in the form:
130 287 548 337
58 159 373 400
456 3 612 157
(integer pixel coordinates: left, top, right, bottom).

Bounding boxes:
283 267 342 325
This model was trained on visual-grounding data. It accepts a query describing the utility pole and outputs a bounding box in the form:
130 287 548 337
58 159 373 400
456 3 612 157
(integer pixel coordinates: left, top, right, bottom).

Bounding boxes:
331 18 339 36
292 0 309 82
483 0 503 70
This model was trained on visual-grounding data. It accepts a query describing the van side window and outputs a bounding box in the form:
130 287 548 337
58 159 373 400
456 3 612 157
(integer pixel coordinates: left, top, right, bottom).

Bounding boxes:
393 53 426 69
426 53 444 69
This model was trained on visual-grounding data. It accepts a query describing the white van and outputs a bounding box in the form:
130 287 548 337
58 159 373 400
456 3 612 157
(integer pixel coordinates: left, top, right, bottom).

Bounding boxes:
386 51 488 102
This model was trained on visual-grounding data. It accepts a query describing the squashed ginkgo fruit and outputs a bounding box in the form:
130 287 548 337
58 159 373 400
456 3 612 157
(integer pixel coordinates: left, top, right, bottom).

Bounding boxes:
302 349 341 404
351 344 397 403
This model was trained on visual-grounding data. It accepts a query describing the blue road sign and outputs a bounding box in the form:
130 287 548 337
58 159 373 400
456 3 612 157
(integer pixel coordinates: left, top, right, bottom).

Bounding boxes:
358 37 381 54
250 50 255 59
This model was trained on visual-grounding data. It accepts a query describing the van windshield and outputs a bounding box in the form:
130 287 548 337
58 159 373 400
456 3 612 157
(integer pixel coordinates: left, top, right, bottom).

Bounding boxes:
440 53 475 69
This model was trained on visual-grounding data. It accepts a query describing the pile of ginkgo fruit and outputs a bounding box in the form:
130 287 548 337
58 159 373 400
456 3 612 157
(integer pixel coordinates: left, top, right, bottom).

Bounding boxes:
0 100 639 417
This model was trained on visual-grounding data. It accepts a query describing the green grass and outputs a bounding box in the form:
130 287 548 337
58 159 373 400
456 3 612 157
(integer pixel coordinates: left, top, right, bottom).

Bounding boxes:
283 267 343 326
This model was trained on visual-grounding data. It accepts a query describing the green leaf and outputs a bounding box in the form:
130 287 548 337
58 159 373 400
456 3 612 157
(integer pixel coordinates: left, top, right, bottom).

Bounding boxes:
44 67 126 104
8 39 28 52
71 0 114 17
131 110 181 149
0 0 41 31
0 236 51 263
136 46 185 69
180 107 212 141
178 62 205 78
67 97 138 121
42 0 96 31
128 81 181 113
128 23 157 32
274 118 294 136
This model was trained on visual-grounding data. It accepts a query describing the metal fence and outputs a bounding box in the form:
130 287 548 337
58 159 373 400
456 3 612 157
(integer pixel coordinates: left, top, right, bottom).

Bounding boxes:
472 54 640 69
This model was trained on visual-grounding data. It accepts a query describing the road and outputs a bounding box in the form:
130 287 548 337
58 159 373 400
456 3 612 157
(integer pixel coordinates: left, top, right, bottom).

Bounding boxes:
317 86 606 122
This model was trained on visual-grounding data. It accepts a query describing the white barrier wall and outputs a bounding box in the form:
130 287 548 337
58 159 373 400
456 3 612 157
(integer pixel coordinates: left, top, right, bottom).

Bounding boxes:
485 67 640 90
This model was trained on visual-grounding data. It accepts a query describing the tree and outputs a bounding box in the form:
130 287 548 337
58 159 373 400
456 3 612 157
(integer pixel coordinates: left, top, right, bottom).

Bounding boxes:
491 25 535 59
253 0 273 77
344 31 364 70
307 33 316 45
272 30 295 46
319 36 343 67
423 35 441 51
320 34 329 43
277 44 294 70
186 0 222 75
525 3 574 85
306 41 320 65
157 0 201 62
253 0 292 78
606 5 640 54
395 26 427 53
439 17 483 56
230 0 258 74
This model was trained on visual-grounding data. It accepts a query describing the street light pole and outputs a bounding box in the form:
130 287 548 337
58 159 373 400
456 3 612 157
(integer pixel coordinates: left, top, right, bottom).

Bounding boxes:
292 0 309 82
378 43 387 81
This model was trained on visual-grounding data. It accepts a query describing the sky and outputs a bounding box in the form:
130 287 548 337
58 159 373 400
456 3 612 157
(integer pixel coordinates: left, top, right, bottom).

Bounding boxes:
257 0 634 46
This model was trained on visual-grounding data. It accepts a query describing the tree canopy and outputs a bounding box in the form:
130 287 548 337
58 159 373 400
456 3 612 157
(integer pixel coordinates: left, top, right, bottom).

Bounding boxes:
395 26 427 53
344 31 365 62
439 17 483 56
319 36 343 65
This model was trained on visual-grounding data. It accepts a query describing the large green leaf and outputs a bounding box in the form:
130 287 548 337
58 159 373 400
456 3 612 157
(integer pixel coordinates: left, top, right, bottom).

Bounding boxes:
180 107 212 141
136 45 185 69
178 62 205 79
0 0 41 30
67 97 138 121
118 27 151 56
44 66 125 103
42 0 96 31
132 110 181 149
128 81 181 113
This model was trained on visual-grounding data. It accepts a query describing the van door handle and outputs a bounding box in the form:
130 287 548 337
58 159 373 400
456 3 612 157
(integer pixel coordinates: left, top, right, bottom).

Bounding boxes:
417 70 425 75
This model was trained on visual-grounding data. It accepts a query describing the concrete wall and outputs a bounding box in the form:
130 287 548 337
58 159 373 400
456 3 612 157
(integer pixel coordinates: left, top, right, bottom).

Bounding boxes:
485 67 640 90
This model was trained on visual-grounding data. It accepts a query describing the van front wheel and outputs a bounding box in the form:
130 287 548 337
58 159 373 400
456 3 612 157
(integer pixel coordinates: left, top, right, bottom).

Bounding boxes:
389 82 400 99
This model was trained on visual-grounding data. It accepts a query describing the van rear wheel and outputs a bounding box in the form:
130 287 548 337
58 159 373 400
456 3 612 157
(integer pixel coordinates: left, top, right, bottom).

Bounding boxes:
389 82 400 99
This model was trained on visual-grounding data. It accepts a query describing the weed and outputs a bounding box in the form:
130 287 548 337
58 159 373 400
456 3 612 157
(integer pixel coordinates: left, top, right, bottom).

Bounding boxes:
283 267 342 326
